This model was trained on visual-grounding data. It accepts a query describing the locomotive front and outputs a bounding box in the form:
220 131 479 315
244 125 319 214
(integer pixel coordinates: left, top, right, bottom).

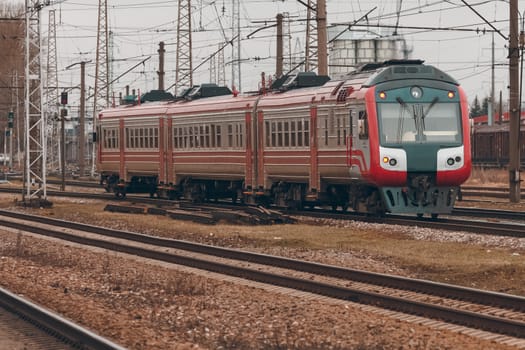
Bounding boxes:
364 62 471 217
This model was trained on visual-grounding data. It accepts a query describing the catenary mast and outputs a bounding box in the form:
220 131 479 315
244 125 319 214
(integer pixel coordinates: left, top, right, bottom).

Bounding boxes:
175 0 193 95
92 0 109 176
23 0 48 206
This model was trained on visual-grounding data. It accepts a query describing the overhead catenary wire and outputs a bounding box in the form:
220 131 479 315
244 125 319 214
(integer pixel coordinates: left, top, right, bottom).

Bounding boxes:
50 0 511 104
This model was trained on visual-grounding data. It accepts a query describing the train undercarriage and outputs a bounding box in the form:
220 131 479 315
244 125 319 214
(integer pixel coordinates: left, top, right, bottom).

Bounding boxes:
100 173 456 218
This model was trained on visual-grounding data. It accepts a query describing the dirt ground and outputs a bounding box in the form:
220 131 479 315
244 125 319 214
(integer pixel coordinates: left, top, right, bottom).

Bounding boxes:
0 194 524 349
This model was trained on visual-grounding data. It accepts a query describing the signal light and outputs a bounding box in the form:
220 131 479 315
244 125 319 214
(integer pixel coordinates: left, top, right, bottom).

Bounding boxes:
60 92 68 105
7 111 13 128
379 91 386 99
447 91 455 99
383 156 389 163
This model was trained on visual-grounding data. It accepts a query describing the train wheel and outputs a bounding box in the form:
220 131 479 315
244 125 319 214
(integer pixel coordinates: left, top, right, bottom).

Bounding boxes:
431 213 439 219
417 213 424 218
115 191 126 199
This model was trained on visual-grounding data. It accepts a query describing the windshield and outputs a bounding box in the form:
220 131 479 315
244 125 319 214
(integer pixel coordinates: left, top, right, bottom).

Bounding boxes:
377 98 462 145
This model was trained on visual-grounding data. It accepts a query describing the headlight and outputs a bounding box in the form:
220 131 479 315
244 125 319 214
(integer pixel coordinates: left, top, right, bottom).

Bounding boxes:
410 86 423 99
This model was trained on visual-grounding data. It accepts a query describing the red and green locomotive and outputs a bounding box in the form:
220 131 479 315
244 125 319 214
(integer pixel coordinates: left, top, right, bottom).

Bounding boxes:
98 59 471 217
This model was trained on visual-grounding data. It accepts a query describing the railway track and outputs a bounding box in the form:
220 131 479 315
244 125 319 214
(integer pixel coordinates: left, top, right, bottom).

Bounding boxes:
0 286 125 350
1 209 525 344
452 207 525 222
461 185 525 199
294 208 525 237
0 186 523 236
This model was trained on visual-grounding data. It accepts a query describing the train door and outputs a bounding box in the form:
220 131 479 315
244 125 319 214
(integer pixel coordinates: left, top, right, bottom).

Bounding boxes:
348 105 369 177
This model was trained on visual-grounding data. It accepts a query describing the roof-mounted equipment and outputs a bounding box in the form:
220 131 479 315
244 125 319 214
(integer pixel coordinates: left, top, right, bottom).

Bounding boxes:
271 72 330 92
179 83 232 100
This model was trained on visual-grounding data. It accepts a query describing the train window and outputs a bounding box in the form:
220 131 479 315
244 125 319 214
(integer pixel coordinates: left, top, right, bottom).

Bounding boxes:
291 121 296 147
337 117 341 146
277 122 283 147
204 125 210 148
329 112 335 134
358 110 368 140
190 126 195 148
200 126 205 148
126 129 132 148
211 125 216 147
227 124 233 147
349 110 355 137
343 117 347 146
304 120 310 146
174 128 179 148
153 128 159 148
183 127 188 148
377 102 461 144
324 119 328 146
150 128 155 148
265 121 270 147
216 125 222 147
297 121 303 147
284 122 289 147
236 123 243 148
271 122 276 146
103 128 119 150
194 126 200 147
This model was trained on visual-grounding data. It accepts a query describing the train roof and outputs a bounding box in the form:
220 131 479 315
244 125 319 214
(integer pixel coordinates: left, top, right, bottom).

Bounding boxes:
344 59 459 87
99 60 461 119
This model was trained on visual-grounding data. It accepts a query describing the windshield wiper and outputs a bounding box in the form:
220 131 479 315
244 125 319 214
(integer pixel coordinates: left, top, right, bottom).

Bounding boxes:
396 97 410 142
422 97 439 128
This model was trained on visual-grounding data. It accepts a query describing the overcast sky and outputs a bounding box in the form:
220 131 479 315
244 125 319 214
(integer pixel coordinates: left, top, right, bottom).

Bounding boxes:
12 0 523 109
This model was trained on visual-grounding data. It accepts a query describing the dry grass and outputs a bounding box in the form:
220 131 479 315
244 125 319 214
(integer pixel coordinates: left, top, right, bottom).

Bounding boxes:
17 198 524 297
466 166 509 186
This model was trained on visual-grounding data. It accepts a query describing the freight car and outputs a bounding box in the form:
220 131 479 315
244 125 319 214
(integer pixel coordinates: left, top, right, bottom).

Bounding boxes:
97 59 471 217
471 122 525 167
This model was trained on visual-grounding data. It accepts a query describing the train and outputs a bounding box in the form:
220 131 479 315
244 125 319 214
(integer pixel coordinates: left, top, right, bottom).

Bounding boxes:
97 59 471 217
471 121 525 167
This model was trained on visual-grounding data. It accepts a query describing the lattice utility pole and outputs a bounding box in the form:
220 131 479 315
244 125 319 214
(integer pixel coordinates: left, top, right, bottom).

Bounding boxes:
92 0 109 176
217 43 226 86
209 51 217 84
45 9 59 174
304 0 318 73
231 0 241 91
175 0 192 95
23 0 49 206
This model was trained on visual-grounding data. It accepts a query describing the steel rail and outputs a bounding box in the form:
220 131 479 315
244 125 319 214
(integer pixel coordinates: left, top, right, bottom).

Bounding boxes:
0 187 523 235
0 287 126 350
1 210 525 338
452 207 525 221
